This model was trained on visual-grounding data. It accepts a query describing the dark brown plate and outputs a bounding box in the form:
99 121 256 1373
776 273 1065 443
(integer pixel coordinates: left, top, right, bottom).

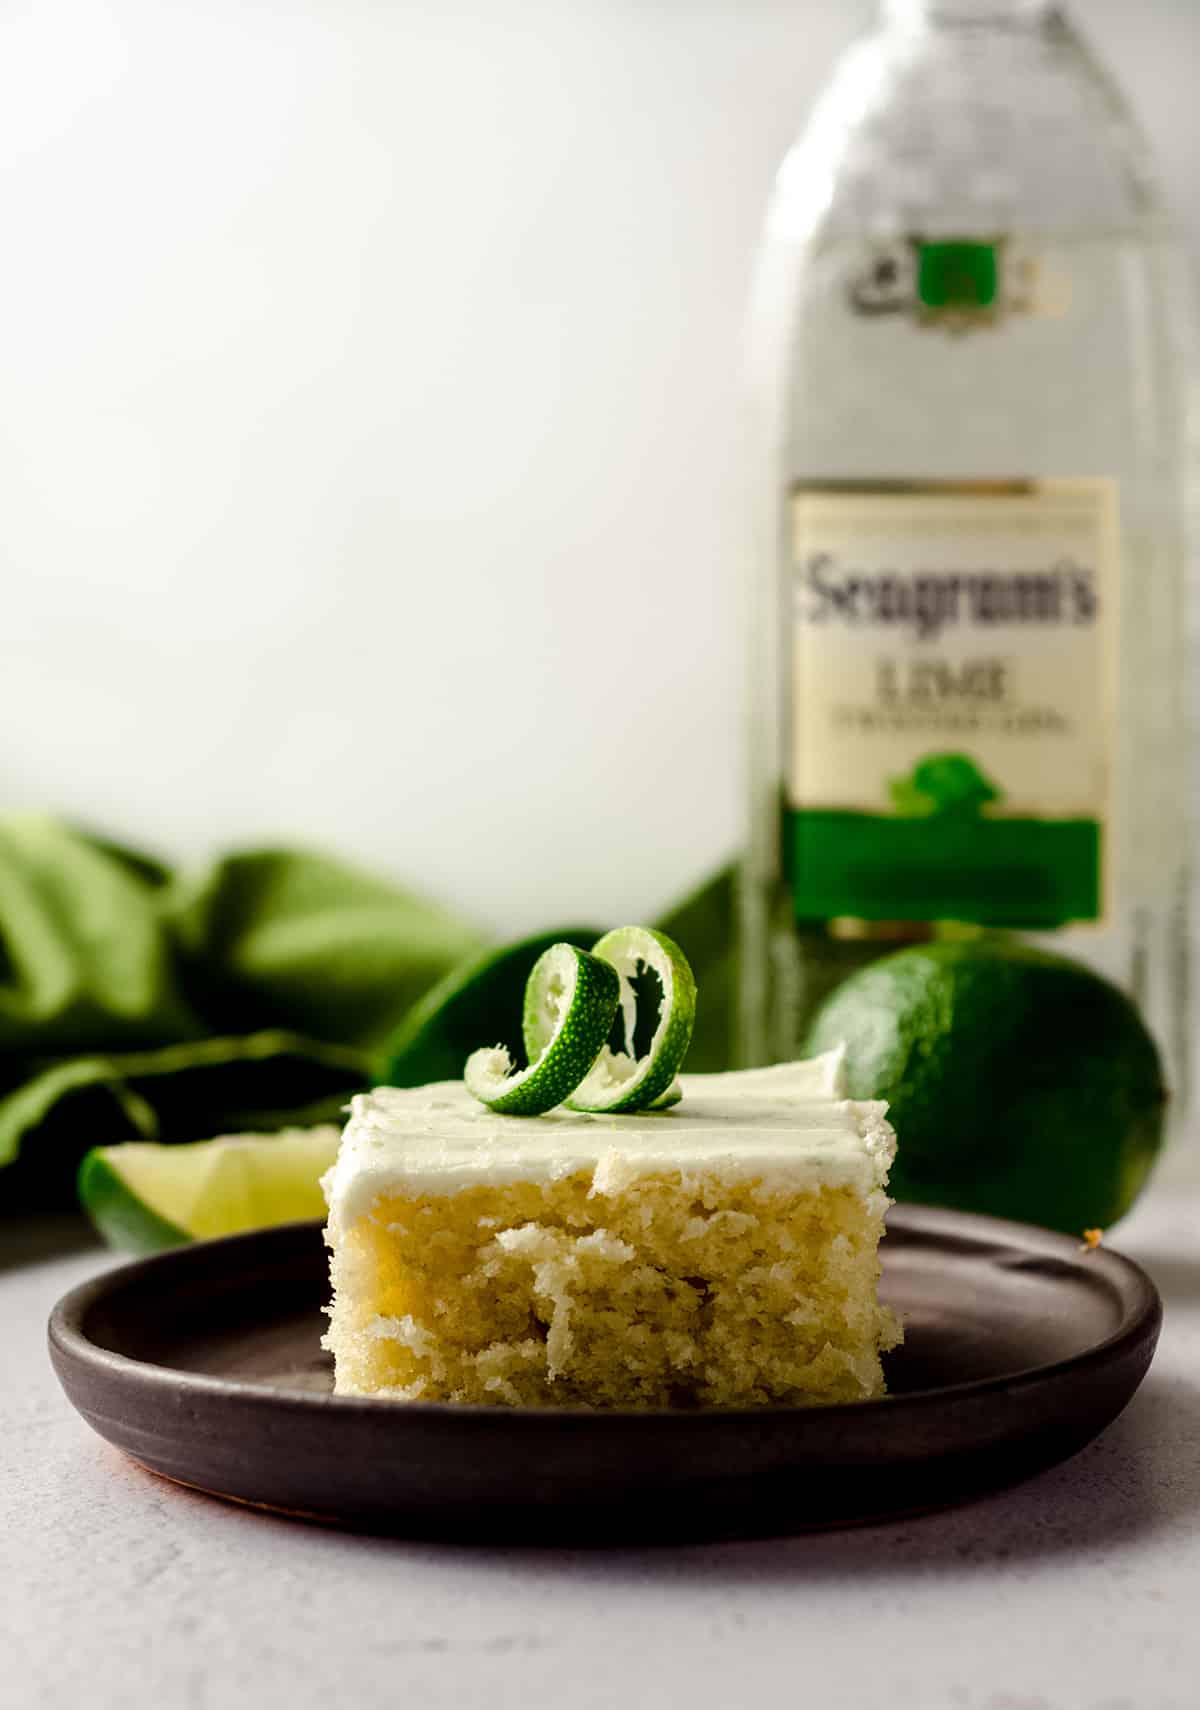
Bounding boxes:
48 1205 1161 1541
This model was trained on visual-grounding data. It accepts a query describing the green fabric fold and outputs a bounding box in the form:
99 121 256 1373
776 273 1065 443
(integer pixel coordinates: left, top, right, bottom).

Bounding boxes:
0 816 202 1057
0 812 738 1215
165 847 485 1055
0 817 487 1210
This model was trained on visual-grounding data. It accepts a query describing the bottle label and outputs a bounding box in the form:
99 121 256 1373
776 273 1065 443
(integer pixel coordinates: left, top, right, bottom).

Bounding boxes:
785 480 1118 926
846 237 1069 331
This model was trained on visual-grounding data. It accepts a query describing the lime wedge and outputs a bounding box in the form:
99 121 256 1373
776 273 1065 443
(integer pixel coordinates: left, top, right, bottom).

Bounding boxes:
465 943 619 1115
78 1125 342 1253
567 927 697 1114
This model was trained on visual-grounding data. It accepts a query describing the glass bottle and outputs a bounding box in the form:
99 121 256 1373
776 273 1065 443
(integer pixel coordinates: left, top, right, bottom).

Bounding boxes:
741 0 1191 1121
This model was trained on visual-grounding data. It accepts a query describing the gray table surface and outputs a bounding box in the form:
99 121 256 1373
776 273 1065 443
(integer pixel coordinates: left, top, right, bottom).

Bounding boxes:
4 1183 1199 1710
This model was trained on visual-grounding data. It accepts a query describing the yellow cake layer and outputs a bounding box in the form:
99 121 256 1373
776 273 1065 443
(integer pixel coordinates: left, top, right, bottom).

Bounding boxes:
323 1169 900 1408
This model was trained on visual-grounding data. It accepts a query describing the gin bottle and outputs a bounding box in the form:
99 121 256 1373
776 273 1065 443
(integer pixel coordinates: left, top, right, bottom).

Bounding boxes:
741 0 1191 1112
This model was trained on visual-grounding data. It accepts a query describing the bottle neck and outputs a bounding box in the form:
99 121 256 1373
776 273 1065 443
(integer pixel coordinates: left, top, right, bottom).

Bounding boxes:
882 0 1053 23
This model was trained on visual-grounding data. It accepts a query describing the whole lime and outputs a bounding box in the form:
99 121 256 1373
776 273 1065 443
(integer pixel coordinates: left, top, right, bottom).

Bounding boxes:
803 939 1168 1234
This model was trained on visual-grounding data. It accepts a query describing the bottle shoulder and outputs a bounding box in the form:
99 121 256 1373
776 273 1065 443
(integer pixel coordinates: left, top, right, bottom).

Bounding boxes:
769 17 1166 247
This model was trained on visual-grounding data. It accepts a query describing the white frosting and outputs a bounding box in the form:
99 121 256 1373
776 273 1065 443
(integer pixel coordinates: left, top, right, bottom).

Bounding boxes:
323 1050 896 1232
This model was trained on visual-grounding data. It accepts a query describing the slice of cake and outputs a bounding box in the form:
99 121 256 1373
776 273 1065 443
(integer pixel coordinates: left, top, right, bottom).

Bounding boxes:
322 1052 900 1409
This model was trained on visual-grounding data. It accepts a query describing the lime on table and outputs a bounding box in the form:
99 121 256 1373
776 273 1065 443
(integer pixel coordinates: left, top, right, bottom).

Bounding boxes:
803 939 1167 1234
78 1126 342 1254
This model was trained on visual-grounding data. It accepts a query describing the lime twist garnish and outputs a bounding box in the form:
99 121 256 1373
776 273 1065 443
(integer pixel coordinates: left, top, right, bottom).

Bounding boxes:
464 943 620 1116
465 926 696 1116
566 927 696 1114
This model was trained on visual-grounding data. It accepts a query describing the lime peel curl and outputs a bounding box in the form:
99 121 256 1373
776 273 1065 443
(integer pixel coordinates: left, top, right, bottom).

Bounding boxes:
565 928 697 1114
464 943 619 1116
465 926 696 1117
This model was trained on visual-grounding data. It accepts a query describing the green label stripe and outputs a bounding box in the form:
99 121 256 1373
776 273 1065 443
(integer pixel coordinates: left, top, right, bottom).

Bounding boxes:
786 810 1102 927
917 240 998 309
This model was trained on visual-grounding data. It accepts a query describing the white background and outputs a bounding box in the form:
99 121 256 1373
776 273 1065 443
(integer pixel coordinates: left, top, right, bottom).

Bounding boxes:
1 0 1196 935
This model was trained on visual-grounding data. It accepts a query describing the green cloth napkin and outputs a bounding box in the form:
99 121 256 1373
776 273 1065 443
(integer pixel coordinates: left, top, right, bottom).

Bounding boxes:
0 813 737 1213
0 816 486 1210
